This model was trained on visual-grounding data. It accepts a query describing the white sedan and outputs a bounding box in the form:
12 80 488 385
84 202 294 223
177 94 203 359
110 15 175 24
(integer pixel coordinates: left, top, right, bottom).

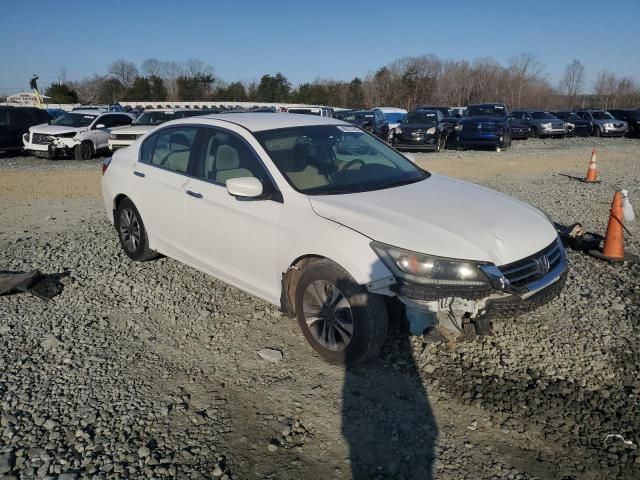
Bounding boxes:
101 113 567 364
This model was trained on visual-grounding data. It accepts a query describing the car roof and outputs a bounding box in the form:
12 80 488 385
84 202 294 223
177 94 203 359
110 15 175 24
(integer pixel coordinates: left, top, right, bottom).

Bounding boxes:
67 109 101 115
183 112 347 132
373 107 407 113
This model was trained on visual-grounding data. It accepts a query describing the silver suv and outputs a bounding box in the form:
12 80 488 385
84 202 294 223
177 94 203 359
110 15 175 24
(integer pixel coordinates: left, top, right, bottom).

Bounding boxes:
509 110 567 138
575 110 628 137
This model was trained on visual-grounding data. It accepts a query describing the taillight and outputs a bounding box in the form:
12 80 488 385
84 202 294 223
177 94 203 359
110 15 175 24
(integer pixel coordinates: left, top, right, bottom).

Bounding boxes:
102 157 112 175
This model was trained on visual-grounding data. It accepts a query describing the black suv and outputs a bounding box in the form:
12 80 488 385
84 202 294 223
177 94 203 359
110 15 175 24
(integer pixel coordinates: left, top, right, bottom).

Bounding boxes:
551 111 592 137
608 109 640 137
0 106 52 153
416 105 459 137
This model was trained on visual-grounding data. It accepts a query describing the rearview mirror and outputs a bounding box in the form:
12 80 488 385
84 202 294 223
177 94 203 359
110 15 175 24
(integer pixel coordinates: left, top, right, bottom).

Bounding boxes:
226 177 263 198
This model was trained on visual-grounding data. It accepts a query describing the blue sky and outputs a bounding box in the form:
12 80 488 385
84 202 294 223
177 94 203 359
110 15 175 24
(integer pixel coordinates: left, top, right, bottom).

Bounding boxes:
1 0 639 95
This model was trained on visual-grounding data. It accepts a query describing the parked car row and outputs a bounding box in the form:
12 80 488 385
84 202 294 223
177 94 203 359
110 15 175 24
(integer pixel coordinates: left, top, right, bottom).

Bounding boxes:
2 103 638 158
333 103 638 152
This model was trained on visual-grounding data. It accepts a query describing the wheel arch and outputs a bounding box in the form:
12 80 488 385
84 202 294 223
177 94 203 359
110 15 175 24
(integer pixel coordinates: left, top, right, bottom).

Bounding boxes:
280 254 326 318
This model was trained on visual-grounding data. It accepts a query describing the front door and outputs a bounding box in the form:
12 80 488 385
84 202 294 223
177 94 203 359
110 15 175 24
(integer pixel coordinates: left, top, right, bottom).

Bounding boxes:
183 126 283 302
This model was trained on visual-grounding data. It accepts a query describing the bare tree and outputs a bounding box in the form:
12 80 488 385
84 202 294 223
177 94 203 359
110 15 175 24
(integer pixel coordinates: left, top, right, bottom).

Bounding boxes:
161 61 185 101
107 59 138 87
185 58 214 77
507 52 544 109
560 60 585 109
140 58 163 78
594 70 617 109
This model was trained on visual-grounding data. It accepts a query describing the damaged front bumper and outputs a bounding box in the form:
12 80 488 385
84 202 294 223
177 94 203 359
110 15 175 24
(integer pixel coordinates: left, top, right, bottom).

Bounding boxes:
369 238 568 335
23 133 80 156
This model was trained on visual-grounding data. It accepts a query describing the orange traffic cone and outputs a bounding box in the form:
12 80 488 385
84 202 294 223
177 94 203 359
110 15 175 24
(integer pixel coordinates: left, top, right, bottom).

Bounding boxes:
581 149 600 183
589 191 638 262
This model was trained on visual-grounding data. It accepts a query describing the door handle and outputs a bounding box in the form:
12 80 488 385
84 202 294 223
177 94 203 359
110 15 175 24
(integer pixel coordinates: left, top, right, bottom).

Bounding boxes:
133 170 145 178
186 190 203 199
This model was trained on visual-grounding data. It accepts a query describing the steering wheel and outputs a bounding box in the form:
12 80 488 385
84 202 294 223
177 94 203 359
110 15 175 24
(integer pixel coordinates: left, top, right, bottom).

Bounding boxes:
339 159 365 172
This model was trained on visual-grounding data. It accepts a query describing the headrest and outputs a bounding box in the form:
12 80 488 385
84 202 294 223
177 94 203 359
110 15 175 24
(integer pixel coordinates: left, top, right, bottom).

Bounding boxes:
216 144 240 170
169 133 190 148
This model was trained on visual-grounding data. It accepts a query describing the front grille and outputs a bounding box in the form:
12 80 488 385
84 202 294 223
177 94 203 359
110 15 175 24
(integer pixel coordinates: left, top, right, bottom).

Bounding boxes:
32 133 51 145
463 122 497 132
551 123 564 129
114 134 138 141
613 122 625 128
499 240 562 287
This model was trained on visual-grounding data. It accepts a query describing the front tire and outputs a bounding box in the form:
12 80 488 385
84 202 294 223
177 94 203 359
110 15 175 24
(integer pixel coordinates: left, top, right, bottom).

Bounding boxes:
114 198 158 262
75 141 94 160
593 127 601 137
295 259 388 365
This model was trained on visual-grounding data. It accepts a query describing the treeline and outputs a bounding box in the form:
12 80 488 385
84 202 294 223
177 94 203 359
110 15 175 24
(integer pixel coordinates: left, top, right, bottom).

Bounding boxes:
43 53 639 110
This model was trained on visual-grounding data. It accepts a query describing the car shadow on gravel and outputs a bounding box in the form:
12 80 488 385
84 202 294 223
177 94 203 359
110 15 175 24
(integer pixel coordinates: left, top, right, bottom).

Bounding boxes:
342 301 437 479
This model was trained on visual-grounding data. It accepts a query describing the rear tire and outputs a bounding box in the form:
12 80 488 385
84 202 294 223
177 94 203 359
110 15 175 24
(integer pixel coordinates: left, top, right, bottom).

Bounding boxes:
75 141 94 160
295 259 388 365
114 198 158 262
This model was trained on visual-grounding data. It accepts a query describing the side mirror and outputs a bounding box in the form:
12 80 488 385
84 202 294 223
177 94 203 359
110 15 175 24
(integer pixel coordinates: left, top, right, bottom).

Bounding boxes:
226 177 263 198
95 123 106 129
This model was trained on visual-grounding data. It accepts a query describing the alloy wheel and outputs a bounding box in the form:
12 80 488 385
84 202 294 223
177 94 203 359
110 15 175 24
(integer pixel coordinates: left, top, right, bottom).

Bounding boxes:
119 208 141 252
302 280 354 351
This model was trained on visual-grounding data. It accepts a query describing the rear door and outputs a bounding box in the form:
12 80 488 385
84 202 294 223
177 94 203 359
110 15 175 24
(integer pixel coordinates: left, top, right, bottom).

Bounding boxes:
131 125 200 257
182 125 284 301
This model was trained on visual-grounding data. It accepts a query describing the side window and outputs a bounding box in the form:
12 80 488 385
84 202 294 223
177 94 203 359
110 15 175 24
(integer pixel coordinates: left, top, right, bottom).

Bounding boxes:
511 112 524 120
9 109 30 127
97 115 114 128
113 115 133 127
196 128 269 185
140 127 198 174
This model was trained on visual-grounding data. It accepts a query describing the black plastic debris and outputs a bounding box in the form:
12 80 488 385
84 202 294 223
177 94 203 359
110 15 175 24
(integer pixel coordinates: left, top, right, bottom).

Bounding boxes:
0 270 65 300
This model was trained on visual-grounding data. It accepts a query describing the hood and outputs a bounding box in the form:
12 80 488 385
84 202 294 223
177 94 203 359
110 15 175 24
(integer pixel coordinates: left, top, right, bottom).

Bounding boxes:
460 116 506 124
308 174 557 266
112 125 153 135
30 124 84 135
399 122 437 130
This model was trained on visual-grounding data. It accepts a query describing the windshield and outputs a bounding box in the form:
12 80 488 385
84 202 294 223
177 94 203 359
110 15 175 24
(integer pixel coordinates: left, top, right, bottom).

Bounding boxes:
383 112 405 123
134 111 179 126
51 113 97 128
531 112 556 119
402 112 437 125
593 111 614 120
343 111 373 122
255 125 427 195
465 105 506 118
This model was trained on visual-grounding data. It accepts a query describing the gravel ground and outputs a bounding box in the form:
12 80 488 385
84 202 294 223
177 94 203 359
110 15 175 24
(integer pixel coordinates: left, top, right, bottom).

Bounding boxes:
1 137 639 479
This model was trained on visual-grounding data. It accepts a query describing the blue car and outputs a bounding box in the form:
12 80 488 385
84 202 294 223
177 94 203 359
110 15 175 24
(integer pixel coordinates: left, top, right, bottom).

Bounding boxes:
455 103 512 151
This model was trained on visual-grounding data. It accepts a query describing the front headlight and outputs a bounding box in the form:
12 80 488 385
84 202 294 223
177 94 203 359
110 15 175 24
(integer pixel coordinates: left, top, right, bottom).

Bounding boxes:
541 123 552 129
109 133 117 140
604 122 613 128
395 127 402 134
454 124 463 131
566 122 575 128
371 241 490 286
426 127 436 134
